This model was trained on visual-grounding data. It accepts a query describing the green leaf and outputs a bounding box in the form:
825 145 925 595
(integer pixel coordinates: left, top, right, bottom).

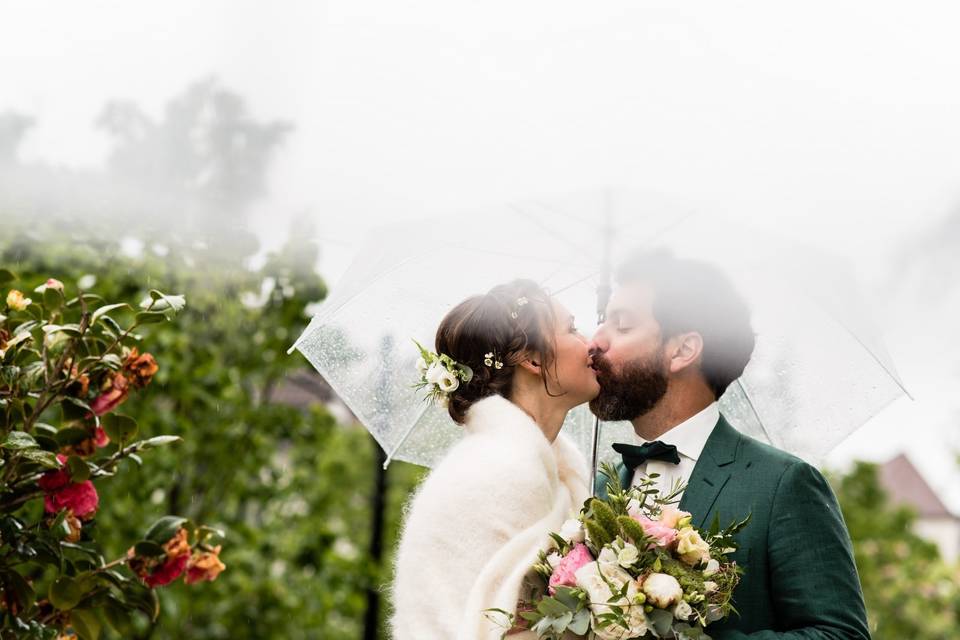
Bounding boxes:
67 456 91 482
101 413 138 444
71 607 102 640
144 515 189 544
55 427 96 447
19 448 62 469
1 569 35 615
49 575 90 610
2 431 39 450
135 435 182 450
91 303 130 324
43 287 64 311
569 608 591 635
133 540 166 557
135 311 168 325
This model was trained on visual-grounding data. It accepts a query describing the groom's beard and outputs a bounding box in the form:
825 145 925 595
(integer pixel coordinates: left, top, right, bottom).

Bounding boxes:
588 352 669 421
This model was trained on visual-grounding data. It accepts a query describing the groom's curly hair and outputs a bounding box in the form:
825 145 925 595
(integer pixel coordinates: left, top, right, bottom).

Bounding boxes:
435 279 559 425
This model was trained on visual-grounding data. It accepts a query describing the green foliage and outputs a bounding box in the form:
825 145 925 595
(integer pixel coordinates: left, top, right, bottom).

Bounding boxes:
831 461 960 639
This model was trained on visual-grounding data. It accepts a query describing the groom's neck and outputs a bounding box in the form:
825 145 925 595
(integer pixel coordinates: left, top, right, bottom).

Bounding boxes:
631 384 715 441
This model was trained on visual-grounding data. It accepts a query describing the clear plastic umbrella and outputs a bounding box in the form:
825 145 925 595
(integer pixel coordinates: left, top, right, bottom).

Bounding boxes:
290 189 909 470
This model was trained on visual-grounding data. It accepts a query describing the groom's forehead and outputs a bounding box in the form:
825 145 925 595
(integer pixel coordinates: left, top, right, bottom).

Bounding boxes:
607 281 655 316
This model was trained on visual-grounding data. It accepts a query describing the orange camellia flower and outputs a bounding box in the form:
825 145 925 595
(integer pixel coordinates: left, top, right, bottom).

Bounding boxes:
185 545 226 585
122 347 159 388
89 372 130 416
163 528 191 559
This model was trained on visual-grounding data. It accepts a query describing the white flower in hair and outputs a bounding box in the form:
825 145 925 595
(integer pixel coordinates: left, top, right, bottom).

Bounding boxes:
412 339 473 408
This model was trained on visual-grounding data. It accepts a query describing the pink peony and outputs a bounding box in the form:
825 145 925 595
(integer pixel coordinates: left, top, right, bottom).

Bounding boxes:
634 515 679 549
548 543 594 595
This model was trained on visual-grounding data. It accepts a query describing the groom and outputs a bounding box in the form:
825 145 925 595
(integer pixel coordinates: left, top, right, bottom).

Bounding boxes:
589 250 871 639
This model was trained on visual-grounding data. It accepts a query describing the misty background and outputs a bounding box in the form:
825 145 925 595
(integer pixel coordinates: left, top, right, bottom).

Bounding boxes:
2 0 959 513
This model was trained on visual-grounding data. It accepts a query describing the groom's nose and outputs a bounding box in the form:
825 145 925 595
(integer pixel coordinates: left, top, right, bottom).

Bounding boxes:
588 326 609 354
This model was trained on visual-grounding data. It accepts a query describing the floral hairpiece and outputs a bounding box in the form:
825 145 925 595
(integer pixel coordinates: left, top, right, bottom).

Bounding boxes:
412 339 473 408
483 351 503 369
509 296 529 319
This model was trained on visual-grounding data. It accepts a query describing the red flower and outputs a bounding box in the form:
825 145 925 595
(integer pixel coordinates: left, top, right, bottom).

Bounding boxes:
38 454 99 520
43 481 99 519
94 426 110 448
89 373 130 416
144 552 189 588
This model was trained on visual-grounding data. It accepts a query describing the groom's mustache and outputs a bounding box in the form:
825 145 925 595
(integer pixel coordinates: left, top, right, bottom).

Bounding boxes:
588 349 613 379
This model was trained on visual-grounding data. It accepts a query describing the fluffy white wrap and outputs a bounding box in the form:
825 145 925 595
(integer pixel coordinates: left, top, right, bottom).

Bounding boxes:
390 394 589 640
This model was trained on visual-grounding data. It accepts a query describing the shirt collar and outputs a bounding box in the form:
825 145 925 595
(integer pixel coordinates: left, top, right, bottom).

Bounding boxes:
643 401 719 462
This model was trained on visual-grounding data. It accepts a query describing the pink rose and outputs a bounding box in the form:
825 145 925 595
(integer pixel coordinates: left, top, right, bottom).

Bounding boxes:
548 543 594 595
634 515 678 549
659 506 691 529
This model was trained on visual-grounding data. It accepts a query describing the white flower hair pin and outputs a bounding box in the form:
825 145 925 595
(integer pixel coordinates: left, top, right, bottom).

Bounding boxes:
483 351 503 369
412 339 473 408
510 296 529 319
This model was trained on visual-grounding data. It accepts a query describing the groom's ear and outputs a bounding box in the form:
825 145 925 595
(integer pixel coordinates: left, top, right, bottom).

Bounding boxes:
667 332 703 374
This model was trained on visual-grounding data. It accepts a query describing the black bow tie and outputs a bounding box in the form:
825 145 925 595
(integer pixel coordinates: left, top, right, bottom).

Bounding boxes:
612 440 681 472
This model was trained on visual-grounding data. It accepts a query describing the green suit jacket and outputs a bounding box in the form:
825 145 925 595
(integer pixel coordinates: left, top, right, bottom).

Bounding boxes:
594 415 871 639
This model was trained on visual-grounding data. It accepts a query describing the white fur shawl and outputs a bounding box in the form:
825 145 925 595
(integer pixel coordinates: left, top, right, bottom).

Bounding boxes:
390 394 589 640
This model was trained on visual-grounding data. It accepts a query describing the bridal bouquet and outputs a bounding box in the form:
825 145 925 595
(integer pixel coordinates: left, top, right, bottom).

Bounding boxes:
490 465 749 640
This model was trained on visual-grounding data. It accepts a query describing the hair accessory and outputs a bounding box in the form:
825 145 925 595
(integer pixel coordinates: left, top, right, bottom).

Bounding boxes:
412 339 473 408
509 296 529 319
483 351 504 370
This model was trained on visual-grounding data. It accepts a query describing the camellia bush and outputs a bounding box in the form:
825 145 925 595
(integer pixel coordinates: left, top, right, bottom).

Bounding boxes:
0 269 225 639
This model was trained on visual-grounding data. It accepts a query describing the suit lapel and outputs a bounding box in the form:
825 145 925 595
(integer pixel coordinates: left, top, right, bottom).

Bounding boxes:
679 414 741 529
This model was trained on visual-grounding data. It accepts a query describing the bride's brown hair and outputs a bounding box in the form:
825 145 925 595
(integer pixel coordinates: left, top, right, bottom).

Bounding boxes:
435 279 559 424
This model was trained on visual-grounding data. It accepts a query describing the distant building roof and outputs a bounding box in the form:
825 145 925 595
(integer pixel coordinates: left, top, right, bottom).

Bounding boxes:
878 453 958 520
270 369 336 407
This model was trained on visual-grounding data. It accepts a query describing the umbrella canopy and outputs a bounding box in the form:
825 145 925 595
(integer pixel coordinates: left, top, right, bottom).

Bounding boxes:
291 189 908 469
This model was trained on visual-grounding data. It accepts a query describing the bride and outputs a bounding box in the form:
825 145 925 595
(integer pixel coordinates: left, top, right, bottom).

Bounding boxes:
390 279 599 639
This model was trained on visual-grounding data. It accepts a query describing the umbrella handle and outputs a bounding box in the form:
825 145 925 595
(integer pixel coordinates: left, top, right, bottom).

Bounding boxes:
590 415 601 497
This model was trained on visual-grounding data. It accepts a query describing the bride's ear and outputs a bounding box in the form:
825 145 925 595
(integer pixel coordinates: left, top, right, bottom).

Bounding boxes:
517 353 542 377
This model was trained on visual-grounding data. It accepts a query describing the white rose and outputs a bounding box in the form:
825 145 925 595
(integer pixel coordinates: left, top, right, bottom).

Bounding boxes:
425 362 445 385
617 543 639 568
676 527 711 566
575 561 647 640
546 552 562 570
436 369 459 393
703 558 721 576
415 357 428 374
673 599 694 620
642 572 683 609
559 518 585 544
703 581 718 593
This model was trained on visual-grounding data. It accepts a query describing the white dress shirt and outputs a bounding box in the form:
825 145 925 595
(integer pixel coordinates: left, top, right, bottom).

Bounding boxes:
629 402 719 503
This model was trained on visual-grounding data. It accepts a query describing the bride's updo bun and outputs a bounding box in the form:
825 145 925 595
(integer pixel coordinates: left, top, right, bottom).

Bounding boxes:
435 279 558 425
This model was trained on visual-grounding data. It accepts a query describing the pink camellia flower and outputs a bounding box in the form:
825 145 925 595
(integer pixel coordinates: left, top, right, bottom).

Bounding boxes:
44 278 64 292
548 543 594 595
89 372 130 416
43 481 99 520
634 515 679 549
94 426 110 448
144 552 190 588
38 454 99 520
659 506 692 529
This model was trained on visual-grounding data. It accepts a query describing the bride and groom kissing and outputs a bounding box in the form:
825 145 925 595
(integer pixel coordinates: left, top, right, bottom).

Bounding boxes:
391 250 871 640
